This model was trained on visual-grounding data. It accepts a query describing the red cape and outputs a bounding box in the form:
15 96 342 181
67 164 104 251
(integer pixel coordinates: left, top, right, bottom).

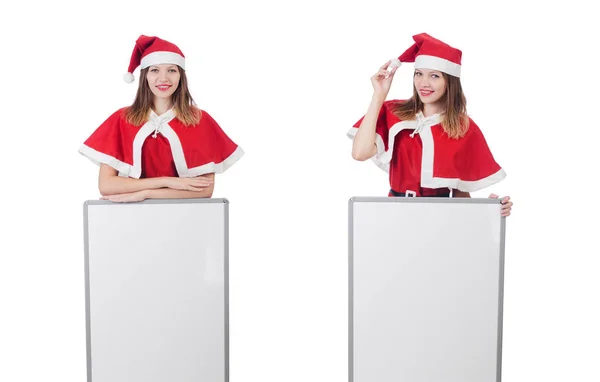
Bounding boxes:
348 100 506 192
79 108 243 178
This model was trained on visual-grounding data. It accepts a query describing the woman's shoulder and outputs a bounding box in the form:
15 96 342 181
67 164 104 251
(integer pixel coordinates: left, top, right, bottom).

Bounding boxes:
96 106 133 127
192 107 220 125
450 115 485 143
103 106 131 121
382 99 410 116
179 106 208 121
109 106 130 116
172 106 214 129
383 99 411 123
383 99 408 108
464 116 482 134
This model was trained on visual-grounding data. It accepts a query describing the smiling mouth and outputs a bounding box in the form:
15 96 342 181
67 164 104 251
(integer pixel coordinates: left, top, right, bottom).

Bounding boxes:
157 85 171 91
419 89 434 97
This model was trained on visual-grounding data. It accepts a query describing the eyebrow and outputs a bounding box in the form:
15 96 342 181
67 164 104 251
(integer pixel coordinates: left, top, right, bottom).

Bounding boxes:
415 69 442 75
148 66 178 70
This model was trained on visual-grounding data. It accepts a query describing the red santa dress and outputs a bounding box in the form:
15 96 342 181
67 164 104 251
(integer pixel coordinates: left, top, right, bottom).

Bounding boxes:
347 100 505 196
79 107 243 178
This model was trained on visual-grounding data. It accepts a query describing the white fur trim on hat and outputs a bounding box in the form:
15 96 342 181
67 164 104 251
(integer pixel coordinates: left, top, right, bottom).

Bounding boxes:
140 51 186 70
414 55 461 77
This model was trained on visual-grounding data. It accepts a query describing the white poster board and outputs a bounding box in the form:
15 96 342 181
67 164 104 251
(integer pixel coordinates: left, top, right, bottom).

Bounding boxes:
83 199 229 382
349 197 506 382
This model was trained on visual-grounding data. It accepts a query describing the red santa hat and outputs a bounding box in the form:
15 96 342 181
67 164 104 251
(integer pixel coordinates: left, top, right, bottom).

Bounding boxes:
123 35 186 83
389 33 462 78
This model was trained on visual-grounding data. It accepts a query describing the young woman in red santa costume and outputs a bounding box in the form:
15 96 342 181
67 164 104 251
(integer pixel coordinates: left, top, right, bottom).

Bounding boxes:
349 33 512 216
79 35 243 203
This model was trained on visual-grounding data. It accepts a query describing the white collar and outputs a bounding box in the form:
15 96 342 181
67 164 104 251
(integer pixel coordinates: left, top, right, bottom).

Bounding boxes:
148 108 176 138
410 111 442 138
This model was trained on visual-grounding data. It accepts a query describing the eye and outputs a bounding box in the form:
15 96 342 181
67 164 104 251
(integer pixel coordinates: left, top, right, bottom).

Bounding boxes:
414 71 422 76
150 68 158 73
432 74 440 79
168 68 177 73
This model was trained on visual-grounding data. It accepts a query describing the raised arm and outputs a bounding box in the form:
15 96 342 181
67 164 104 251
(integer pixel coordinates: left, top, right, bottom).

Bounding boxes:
352 95 383 161
352 61 397 161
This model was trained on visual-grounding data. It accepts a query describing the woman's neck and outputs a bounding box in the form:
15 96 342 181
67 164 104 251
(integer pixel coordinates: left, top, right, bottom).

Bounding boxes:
153 98 173 116
422 102 444 117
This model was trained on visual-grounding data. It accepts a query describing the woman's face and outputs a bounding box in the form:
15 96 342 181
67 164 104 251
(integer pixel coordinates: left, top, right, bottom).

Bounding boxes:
146 64 181 101
413 69 447 105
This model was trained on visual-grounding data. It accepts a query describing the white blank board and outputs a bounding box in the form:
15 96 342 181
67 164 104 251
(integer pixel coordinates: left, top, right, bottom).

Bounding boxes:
349 197 505 382
84 199 228 382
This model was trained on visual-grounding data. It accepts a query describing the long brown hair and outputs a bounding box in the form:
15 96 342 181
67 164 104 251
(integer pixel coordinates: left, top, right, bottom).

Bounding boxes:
391 72 469 139
125 66 201 126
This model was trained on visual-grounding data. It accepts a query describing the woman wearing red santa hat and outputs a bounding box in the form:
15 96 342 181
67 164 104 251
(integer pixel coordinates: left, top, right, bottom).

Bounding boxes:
79 35 244 202
348 33 512 216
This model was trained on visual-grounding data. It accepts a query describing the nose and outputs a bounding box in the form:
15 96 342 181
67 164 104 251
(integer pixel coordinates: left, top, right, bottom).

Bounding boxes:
417 75 430 88
158 69 168 82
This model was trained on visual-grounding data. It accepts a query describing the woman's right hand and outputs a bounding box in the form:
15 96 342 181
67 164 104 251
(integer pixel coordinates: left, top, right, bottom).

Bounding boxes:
371 60 398 98
164 175 214 191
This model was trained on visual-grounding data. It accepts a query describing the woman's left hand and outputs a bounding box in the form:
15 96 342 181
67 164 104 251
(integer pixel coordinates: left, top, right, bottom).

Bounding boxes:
489 193 512 217
100 190 148 203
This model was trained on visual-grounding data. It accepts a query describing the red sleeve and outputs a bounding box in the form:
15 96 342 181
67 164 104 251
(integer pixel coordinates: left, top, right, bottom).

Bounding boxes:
78 108 134 174
451 119 506 190
202 111 243 173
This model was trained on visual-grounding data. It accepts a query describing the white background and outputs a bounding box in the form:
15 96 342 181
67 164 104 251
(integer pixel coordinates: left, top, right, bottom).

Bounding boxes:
1 1 598 381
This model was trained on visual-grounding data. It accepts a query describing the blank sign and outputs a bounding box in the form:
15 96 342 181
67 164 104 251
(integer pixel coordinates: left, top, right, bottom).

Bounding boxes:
83 199 229 382
349 197 505 382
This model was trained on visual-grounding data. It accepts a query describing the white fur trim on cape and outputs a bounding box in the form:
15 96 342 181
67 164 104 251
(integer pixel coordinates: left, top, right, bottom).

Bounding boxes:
78 144 133 178
186 146 245 176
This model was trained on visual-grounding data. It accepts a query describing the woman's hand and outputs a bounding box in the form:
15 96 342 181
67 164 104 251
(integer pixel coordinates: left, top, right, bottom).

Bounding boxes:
489 193 513 217
371 60 398 99
163 175 213 191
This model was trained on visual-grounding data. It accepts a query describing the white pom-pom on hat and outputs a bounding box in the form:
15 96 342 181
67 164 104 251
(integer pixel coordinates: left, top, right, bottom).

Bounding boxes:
123 72 135 83
389 58 402 68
